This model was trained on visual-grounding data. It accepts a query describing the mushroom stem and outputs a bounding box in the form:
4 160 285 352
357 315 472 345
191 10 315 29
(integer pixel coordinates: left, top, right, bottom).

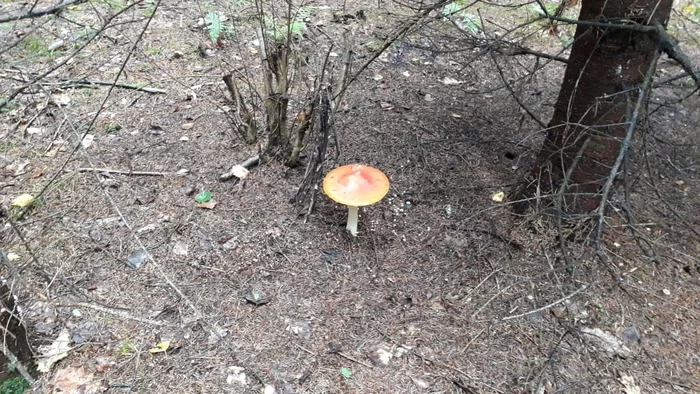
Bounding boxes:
346 205 359 236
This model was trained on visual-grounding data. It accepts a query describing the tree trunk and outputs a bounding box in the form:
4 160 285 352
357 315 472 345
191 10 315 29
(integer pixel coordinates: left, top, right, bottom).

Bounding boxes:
520 0 673 213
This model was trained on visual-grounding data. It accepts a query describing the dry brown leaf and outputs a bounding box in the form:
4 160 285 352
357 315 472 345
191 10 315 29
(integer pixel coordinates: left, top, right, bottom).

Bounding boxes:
48 366 105 394
198 199 217 209
37 328 72 372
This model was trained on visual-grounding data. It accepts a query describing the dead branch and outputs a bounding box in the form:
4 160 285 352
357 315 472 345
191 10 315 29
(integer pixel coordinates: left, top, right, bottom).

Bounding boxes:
503 46 568 63
219 155 260 182
0 0 88 23
652 19 700 87
75 168 169 176
45 79 167 94
286 99 315 167
542 15 658 33
593 48 662 276
222 73 258 144
56 302 170 327
294 86 333 213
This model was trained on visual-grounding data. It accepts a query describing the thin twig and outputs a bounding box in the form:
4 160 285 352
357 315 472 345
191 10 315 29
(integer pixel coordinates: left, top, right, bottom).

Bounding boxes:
56 302 170 327
504 46 568 63
488 49 546 128
44 79 167 94
501 285 588 321
75 168 169 176
460 327 485 353
334 351 374 368
471 283 515 319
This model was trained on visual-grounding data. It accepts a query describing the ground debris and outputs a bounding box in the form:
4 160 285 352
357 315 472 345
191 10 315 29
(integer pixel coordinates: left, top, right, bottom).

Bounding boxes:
47 366 105 394
580 327 632 358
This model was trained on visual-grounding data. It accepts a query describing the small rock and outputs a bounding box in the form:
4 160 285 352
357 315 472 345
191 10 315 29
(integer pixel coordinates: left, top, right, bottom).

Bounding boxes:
322 249 343 262
171 50 184 59
245 290 271 306
88 229 103 242
424 94 433 102
621 326 640 342
126 250 149 269
181 123 194 130
180 185 196 196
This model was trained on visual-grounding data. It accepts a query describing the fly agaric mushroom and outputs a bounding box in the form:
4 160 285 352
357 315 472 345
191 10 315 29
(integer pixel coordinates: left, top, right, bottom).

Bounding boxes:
323 164 390 236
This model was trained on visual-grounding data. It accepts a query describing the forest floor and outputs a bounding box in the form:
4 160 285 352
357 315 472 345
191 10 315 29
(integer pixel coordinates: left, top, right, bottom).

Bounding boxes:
1 0 699 393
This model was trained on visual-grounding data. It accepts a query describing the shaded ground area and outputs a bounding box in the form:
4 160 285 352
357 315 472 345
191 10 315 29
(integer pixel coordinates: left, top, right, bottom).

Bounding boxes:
1 0 699 393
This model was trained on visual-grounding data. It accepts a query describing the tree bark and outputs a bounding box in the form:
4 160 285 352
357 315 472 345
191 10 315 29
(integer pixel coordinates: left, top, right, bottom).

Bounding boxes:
520 0 673 213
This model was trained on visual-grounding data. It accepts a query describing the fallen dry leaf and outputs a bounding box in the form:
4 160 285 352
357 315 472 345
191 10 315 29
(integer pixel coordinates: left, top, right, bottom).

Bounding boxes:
26 168 44 179
81 134 95 149
198 199 218 209
12 193 35 207
37 328 72 373
148 340 171 354
48 366 105 394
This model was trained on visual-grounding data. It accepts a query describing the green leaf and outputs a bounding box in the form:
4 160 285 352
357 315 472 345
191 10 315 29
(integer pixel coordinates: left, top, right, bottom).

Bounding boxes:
195 191 212 203
340 367 352 378
205 11 222 42
459 13 481 33
442 2 460 17
290 20 306 37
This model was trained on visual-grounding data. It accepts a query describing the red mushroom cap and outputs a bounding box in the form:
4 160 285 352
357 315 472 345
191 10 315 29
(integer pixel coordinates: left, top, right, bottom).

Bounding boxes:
322 164 390 207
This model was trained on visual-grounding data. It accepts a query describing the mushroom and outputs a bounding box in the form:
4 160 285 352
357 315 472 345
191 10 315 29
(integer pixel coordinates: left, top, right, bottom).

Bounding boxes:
322 164 390 236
